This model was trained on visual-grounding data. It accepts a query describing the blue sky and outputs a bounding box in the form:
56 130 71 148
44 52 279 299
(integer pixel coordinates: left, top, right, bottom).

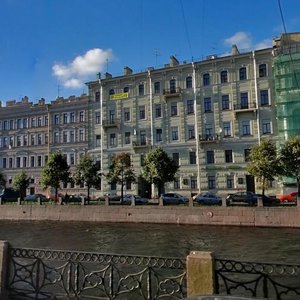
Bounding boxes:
0 0 299 104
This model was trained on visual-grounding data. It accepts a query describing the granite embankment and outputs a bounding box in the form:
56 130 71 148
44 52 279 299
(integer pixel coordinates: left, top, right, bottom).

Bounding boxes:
0 204 299 228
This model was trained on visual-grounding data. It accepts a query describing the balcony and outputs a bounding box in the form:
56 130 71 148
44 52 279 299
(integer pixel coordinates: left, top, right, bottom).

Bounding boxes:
234 102 257 117
199 134 220 144
132 140 151 152
102 119 120 130
163 87 182 99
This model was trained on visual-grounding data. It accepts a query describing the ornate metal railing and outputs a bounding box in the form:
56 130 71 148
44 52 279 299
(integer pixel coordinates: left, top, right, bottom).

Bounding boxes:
215 257 300 299
6 247 187 299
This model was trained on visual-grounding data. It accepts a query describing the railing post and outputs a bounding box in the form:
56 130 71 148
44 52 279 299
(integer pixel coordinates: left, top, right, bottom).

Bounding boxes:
105 196 109 206
0 241 8 299
257 196 263 207
297 196 300 207
186 251 215 297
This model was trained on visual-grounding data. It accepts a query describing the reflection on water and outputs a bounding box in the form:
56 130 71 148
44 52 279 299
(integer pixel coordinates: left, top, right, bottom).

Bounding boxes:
0 220 300 263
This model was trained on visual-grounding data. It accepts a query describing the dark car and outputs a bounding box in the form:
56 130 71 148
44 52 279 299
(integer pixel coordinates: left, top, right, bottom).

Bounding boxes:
195 192 222 205
24 194 47 202
0 188 20 203
121 194 148 205
160 193 188 205
62 194 83 204
255 194 281 206
226 191 257 206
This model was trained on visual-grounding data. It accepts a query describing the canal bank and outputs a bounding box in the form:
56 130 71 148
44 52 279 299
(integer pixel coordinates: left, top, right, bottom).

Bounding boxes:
0 204 299 228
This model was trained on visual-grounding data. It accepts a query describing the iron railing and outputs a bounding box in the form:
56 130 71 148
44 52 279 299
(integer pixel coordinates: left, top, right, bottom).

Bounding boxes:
215 257 300 300
7 247 187 299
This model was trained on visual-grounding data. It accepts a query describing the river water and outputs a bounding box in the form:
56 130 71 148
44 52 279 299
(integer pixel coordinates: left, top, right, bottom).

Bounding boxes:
1 220 299 263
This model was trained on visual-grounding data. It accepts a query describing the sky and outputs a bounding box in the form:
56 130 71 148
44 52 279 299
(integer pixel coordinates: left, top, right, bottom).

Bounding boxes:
0 0 299 104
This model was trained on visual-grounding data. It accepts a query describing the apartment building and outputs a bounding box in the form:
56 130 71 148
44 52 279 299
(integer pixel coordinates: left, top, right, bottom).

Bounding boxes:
0 95 93 196
0 32 299 198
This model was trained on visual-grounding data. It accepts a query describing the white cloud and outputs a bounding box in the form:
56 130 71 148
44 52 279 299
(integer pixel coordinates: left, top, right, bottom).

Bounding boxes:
52 48 113 88
224 31 272 51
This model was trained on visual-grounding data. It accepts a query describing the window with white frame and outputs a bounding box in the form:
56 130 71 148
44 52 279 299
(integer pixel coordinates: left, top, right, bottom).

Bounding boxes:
170 79 176 92
110 133 116 146
208 175 216 189
156 128 162 142
171 102 178 116
138 84 144 96
95 112 100 124
174 178 180 189
205 124 213 137
262 119 272 134
222 95 230 110
203 73 210 86
240 92 249 108
140 130 146 145
220 70 228 83
260 90 269 106
96 135 101 147
63 131 68 143
70 131 75 142
187 99 194 114
223 122 231 137
124 108 130 122
227 175 234 189
79 111 85 122
204 97 212 112
188 125 195 140
79 130 84 141
186 76 192 88
155 104 162 118
154 81 161 94
54 114 60 125
206 150 214 164
171 127 179 141
191 177 197 189
225 150 233 163
239 67 247 80
259 63 267 77
63 113 68 124
54 132 59 143
139 106 146 119
242 120 251 135
70 113 75 123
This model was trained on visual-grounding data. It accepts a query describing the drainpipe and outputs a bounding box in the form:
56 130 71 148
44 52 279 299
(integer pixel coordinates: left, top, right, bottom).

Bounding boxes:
252 51 261 144
192 63 201 194
99 75 104 191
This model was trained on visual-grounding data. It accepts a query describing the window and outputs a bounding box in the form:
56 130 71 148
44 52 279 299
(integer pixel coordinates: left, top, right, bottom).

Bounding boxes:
3 137 7 148
225 150 233 163
110 133 116 146
63 132 68 143
125 132 131 144
220 70 228 83
79 111 85 122
171 102 178 116
23 135 28 146
31 134 35 146
95 112 100 124
23 157 27 168
17 136 21 146
188 126 195 140
203 73 210 86
204 97 212 112
156 128 162 142
242 120 251 135
139 106 146 119
9 136 13 147
155 104 162 118
16 157 21 168
23 118 28 128
17 119 22 129
239 67 247 80
140 130 146 145
222 95 230 110
96 135 101 147
206 150 214 164
173 178 180 189
227 175 234 189
45 133 48 144
2 158 6 168
240 92 249 109
140 154 145 167
9 158 13 168
79 130 84 141
170 79 176 93
123 86 129 93
109 110 115 124
259 63 267 77
126 180 132 190
95 91 100 102
54 114 60 125
70 131 75 142
37 156 42 167
208 175 216 189
45 116 48 126
260 90 269 106
262 119 272 134
70 113 75 123
54 132 59 143
109 89 115 95
37 134 42 145
171 127 179 141
205 124 213 137
190 152 196 164
31 118 36 128
3 121 8 130
154 81 160 94
244 149 251 162
238 177 244 185
187 99 194 114
30 156 35 167
124 108 130 122
37 117 42 127
70 153 75 165
63 113 68 124
223 122 231 137
138 84 144 96
172 153 179 166
186 76 192 88
191 177 197 189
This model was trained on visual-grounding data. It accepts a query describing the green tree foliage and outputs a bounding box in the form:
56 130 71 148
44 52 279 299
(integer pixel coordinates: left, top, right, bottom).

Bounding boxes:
13 171 29 200
247 140 279 196
278 136 300 195
106 153 136 200
73 154 102 202
0 171 6 188
41 151 71 201
142 147 179 196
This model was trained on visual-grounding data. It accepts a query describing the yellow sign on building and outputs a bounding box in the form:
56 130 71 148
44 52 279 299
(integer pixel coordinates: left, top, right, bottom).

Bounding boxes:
110 92 129 100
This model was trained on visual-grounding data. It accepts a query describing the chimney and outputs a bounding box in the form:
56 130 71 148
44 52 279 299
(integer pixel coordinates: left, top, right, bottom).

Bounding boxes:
231 44 240 56
169 55 179 67
104 72 112 79
124 66 133 75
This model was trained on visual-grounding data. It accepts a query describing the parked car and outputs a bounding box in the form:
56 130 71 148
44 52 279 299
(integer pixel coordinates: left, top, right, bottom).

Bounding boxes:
121 194 148 205
0 188 20 203
195 192 222 205
62 194 83 204
24 194 47 202
160 193 188 205
279 192 298 203
226 191 257 206
255 194 281 206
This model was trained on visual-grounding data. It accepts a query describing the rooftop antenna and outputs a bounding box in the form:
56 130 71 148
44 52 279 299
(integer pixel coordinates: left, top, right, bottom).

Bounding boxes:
57 84 61 98
153 48 161 67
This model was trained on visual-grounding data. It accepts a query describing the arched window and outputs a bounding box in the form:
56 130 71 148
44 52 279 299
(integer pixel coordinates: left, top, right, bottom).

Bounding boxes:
186 76 192 88
203 73 210 86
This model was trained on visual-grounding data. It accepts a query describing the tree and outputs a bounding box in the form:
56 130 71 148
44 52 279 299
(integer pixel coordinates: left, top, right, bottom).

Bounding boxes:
106 153 136 200
142 147 179 197
278 136 300 195
0 171 6 189
246 140 280 196
41 151 71 201
73 154 102 202
13 171 30 200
